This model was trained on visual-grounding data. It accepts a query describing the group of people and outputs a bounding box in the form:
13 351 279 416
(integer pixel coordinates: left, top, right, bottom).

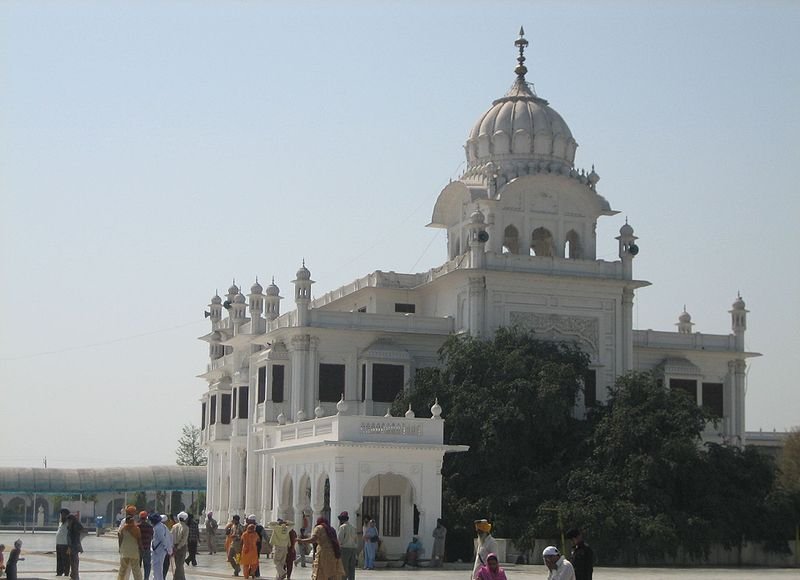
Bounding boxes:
109 504 202 580
472 520 594 580
222 513 307 579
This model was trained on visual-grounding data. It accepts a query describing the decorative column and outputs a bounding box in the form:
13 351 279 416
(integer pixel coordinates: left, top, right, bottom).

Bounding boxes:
290 335 310 421
621 287 634 372
468 276 486 338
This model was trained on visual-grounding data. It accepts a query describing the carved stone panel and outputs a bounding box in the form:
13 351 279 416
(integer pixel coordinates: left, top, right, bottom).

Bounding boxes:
510 311 599 354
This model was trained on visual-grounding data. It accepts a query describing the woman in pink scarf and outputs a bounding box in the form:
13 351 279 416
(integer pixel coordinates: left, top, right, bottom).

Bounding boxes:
476 553 507 580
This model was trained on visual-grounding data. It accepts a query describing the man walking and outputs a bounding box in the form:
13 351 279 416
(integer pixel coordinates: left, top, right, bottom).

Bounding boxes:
150 513 171 580
170 512 189 580
66 513 84 580
336 511 357 580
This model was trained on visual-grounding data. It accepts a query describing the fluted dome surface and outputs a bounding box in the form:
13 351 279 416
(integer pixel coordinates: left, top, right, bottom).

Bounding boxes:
466 78 577 170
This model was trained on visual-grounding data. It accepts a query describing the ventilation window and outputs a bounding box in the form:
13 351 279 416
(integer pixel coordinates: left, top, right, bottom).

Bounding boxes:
395 303 416 313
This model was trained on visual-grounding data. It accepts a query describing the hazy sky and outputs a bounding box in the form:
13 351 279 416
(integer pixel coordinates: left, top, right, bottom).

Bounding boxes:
2 1 798 468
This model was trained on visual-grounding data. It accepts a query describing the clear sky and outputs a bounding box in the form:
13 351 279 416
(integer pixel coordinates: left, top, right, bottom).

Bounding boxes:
1 1 798 468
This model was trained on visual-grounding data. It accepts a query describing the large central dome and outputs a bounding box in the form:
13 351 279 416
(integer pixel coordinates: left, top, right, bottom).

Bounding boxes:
463 30 578 179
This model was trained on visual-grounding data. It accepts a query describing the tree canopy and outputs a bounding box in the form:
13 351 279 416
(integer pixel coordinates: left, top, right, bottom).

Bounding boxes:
394 328 800 564
393 326 591 559
175 423 207 466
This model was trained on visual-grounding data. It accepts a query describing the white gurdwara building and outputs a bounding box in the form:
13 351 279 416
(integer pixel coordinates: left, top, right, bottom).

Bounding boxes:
198 31 757 557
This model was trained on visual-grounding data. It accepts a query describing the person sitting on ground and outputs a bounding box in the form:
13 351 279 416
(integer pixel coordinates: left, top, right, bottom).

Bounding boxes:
543 545 575 580
401 536 423 567
476 552 507 580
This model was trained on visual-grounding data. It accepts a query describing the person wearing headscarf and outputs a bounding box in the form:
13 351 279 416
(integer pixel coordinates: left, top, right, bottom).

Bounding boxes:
543 545 576 580
361 519 378 570
471 519 498 579
286 525 298 580
476 552 507 580
118 516 144 580
5 539 24 580
149 513 172 580
297 517 345 580
240 524 261 579
245 515 265 577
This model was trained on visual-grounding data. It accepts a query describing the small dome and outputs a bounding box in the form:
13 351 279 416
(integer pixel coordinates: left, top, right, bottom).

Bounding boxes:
679 310 692 323
470 208 485 224
619 222 634 237
250 279 263 294
211 294 222 305
228 282 240 295
732 295 746 310
266 279 280 296
295 263 311 281
234 292 246 304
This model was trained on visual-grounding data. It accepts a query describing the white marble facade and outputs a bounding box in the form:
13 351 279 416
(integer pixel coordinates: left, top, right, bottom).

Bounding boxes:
198 31 758 558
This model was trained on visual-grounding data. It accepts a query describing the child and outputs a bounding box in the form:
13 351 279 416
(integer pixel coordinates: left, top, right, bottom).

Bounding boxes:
6 540 25 580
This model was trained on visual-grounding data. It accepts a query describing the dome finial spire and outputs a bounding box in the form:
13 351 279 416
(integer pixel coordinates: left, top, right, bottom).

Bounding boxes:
514 26 529 80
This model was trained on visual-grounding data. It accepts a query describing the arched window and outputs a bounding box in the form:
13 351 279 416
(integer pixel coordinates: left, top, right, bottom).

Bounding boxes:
502 225 520 254
565 230 580 259
531 227 554 257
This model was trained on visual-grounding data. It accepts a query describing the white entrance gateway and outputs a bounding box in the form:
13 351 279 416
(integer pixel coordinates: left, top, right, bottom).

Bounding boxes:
198 29 758 558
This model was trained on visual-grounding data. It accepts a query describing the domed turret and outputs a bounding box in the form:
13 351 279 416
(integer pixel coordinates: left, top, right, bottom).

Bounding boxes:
251 279 263 294
677 305 694 334
464 28 578 181
211 293 222 305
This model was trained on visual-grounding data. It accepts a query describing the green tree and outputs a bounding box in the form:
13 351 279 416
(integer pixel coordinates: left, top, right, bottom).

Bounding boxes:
542 371 711 563
392 327 591 559
176 424 207 466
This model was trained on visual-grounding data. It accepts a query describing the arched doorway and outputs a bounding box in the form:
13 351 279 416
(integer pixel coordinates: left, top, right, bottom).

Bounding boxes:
360 474 416 558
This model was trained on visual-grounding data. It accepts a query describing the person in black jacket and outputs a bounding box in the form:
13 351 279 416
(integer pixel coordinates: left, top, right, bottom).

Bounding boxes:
566 527 593 580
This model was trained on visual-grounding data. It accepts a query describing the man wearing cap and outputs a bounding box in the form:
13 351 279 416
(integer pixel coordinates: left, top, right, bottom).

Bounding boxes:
565 528 593 580
137 512 154 580
337 511 357 580
472 520 498 579
170 512 190 580
56 508 71 577
542 546 575 580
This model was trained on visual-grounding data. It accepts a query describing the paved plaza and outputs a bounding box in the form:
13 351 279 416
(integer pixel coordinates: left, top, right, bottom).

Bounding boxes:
2 532 796 580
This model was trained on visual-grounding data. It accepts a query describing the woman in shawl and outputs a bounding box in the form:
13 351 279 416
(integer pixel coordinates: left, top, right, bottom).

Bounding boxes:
297 517 345 580
362 519 378 570
239 524 260 579
475 553 507 580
